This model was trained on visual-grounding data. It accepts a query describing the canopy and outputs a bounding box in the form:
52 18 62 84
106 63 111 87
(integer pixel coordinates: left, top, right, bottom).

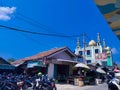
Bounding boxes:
115 73 120 77
114 69 120 73
0 64 15 69
74 63 90 69
96 68 106 74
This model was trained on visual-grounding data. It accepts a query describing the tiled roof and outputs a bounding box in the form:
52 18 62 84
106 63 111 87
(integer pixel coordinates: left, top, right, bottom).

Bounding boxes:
11 46 70 66
0 57 11 65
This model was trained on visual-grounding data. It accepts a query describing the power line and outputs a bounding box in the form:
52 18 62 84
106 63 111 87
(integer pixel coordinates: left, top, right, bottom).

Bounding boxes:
16 15 52 33
0 24 80 37
19 33 55 49
16 12 61 34
15 13 83 38
15 12 84 44
15 13 79 44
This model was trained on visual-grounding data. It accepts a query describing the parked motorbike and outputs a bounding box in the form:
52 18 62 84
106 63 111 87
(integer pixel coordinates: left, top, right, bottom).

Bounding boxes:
0 79 18 90
108 77 120 90
34 74 57 90
22 77 34 90
50 78 57 90
0 73 57 90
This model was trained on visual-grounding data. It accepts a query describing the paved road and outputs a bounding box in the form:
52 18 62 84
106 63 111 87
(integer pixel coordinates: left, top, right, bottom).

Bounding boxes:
56 83 108 90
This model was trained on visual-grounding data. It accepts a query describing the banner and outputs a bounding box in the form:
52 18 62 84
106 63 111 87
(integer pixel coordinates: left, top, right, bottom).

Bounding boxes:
27 61 44 68
95 53 107 60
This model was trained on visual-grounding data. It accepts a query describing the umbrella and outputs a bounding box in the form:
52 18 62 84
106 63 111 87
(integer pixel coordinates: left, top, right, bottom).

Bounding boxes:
113 69 120 73
96 68 106 74
74 63 90 69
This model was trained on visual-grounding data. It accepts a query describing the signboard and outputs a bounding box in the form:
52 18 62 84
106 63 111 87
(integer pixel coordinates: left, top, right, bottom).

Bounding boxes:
95 53 107 60
27 61 45 68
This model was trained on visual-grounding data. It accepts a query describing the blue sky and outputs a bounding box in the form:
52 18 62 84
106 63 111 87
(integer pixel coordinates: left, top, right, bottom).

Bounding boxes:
0 0 120 64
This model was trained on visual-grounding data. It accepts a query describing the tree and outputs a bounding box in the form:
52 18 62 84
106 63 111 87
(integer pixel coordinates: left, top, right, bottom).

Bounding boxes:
7 58 16 63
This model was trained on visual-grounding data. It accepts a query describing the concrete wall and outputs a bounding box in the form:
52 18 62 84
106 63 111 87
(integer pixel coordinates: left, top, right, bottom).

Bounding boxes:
48 63 54 79
53 51 74 61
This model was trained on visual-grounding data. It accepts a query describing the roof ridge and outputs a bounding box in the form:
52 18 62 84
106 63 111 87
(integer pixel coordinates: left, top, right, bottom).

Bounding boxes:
17 46 67 61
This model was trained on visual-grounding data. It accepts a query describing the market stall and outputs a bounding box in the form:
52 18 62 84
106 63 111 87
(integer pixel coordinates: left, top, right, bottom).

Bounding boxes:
67 63 90 86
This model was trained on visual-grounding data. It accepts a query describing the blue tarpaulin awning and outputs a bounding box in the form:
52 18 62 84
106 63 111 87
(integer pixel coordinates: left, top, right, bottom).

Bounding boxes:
0 64 15 69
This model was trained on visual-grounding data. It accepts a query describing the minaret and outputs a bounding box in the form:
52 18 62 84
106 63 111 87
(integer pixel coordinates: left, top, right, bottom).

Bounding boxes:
75 37 80 55
76 37 80 49
97 33 101 46
83 33 87 64
103 39 106 48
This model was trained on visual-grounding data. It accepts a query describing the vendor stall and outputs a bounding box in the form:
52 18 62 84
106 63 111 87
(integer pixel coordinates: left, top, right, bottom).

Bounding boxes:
67 63 90 86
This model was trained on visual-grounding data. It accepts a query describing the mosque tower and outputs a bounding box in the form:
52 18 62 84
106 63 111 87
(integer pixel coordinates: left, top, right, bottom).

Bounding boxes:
103 39 106 49
97 33 101 46
75 37 80 55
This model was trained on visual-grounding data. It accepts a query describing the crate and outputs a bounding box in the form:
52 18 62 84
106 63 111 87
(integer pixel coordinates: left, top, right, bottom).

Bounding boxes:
74 78 79 85
78 81 84 86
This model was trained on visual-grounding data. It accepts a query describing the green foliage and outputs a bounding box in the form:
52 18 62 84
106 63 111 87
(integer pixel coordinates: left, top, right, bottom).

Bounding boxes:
7 58 15 63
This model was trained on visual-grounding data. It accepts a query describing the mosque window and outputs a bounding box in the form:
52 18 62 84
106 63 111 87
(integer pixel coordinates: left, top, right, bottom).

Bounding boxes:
87 60 91 64
95 49 99 54
87 50 91 56
79 51 83 55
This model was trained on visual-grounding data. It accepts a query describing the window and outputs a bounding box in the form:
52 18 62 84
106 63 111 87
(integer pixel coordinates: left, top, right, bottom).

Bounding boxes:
79 51 83 55
87 60 91 64
77 58 83 62
95 49 99 54
87 50 91 55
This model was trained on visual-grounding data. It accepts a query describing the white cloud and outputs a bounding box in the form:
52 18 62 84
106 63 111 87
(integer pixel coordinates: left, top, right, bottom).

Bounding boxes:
111 48 119 54
0 6 16 21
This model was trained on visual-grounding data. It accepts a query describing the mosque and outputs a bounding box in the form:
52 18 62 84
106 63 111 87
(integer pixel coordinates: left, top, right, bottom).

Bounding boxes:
75 33 113 67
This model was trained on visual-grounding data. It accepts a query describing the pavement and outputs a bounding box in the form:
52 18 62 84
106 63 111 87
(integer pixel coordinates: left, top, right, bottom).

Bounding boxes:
56 83 108 90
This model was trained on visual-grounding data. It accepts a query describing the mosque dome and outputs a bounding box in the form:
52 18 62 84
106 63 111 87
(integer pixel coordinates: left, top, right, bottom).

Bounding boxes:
105 46 110 51
106 51 111 55
88 40 96 46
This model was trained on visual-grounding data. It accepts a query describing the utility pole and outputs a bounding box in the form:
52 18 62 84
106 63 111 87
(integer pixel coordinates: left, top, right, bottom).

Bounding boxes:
83 33 87 64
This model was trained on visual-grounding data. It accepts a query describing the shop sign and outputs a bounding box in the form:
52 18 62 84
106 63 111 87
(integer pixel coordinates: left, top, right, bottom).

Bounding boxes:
27 61 45 68
95 53 107 60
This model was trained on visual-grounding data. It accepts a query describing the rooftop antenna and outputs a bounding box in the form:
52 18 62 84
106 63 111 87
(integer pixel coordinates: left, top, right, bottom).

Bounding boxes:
76 37 80 49
103 39 106 49
97 33 101 46
83 33 87 64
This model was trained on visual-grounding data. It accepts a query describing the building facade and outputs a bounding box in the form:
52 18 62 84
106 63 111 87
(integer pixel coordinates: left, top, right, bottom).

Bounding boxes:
75 33 113 66
12 47 79 80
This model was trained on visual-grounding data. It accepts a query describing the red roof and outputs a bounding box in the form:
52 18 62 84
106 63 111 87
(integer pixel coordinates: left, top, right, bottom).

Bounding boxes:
12 46 73 66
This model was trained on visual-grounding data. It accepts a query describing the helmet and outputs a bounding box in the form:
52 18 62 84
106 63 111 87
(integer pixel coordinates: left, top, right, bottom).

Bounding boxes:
38 72 42 76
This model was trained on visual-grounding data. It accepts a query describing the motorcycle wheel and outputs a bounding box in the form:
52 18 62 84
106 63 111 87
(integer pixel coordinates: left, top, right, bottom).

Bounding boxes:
52 86 57 90
41 86 51 90
23 84 28 90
